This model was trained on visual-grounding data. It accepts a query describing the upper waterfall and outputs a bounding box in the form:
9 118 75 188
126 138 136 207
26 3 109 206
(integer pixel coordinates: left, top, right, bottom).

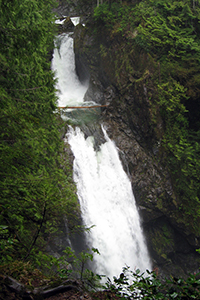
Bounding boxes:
51 33 88 108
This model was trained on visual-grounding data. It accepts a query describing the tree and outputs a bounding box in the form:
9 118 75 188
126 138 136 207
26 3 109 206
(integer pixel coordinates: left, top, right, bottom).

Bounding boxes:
0 0 79 265
133 0 200 231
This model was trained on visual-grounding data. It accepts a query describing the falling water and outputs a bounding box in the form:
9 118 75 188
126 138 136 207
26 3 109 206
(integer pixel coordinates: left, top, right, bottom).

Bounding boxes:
52 30 151 279
51 32 88 107
67 126 152 278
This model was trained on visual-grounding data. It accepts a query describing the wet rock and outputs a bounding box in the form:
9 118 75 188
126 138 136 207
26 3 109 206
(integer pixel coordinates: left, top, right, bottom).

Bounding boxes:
84 75 104 103
73 18 200 279
57 16 75 34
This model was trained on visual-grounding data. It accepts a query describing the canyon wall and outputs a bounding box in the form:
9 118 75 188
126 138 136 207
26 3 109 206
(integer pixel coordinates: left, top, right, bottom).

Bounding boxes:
73 21 200 278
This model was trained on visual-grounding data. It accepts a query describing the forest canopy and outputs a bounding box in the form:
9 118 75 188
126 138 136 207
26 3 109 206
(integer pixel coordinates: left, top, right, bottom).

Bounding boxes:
0 0 78 266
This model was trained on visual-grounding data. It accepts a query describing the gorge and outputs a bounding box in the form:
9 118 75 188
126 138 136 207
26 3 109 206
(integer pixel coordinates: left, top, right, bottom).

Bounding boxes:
1 1 200 298
53 0 200 280
52 30 151 279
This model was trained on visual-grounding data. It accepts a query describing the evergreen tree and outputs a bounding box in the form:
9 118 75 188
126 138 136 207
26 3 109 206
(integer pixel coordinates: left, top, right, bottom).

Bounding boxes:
0 0 78 264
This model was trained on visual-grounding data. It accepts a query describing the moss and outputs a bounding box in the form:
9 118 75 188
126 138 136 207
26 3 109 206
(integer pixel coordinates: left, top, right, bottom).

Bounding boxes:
148 219 175 263
156 198 163 211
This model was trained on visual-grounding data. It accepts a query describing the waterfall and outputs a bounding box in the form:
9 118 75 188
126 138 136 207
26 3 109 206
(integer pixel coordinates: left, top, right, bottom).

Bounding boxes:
51 33 88 107
52 31 151 279
67 126 151 278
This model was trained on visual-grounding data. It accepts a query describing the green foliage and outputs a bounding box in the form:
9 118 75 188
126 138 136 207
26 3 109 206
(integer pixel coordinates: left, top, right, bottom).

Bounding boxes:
94 2 135 33
0 0 79 266
134 0 200 230
0 260 47 287
51 247 102 290
105 267 200 299
92 0 200 233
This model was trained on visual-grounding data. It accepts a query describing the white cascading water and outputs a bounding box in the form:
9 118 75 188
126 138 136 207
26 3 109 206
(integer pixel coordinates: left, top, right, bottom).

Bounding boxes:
52 28 151 279
52 32 88 107
67 126 152 278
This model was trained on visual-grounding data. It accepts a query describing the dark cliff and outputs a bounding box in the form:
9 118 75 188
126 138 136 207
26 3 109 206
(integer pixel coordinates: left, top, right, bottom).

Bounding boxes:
73 19 200 278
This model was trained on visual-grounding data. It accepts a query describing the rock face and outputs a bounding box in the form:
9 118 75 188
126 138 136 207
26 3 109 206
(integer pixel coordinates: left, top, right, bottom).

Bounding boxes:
73 22 200 278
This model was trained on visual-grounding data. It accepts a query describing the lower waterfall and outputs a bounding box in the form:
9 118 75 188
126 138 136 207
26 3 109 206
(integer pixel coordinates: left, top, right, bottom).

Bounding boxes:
67 126 151 278
52 30 151 279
